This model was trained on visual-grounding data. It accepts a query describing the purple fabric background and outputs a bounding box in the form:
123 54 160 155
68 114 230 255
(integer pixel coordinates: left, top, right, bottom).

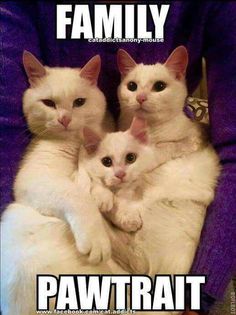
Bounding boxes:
1 0 236 303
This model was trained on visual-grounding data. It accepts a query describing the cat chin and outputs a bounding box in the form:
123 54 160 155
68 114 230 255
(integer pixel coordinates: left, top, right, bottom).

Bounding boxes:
31 126 78 138
135 108 152 116
106 178 138 190
105 180 122 188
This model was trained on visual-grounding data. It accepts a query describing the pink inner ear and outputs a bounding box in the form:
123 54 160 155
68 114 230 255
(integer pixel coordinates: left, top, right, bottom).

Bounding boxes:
164 46 188 80
83 127 101 154
129 116 148 144
117 49 137 77
23 50 46 84
80 55 101 85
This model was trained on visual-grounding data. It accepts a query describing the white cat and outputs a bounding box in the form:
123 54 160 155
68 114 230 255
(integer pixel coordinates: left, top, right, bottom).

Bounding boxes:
1 52 117 315
111 46 221 277
80 117 158 232
11 51 114 263
117 46 206 163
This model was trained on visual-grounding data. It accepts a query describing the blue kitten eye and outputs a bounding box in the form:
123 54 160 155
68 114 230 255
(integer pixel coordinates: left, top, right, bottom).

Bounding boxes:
73 98 86 107
42 99 56 108
153 81 166 92
127 81 137 91
101 156 113 167
126 153 137 164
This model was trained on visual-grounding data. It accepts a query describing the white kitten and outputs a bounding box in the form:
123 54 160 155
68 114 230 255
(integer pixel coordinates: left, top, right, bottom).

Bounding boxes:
13 51 113 264
80 117 157 232
118 46 206 164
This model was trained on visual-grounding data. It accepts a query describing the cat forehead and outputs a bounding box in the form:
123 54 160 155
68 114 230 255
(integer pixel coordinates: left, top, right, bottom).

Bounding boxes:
37 67 92 96
123 63 171 84
45 67 88 86
99 132 141 156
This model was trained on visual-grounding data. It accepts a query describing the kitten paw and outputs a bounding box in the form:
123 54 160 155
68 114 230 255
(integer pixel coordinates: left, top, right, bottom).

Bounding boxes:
119 211 143 232
92 187 114 213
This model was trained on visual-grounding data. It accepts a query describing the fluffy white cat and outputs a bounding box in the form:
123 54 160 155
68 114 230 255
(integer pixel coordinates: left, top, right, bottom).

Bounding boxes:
80 117 158 232
1 52 116 314
13 51 113 263
110 46 221 276
117 46 206 164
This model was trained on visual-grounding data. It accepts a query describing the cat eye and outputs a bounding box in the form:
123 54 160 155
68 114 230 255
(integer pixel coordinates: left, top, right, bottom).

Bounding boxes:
153 81 166 92
73 98 86 107
127 81 137 92
101 156 113 167
42 99 56 108
125 153 137 164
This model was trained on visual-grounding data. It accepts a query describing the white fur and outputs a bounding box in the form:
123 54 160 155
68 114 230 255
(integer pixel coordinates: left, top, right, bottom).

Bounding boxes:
118 63 187 131
1 143 219 315
113 145 220 276
1 203 117 315
79 127 220 276
114 51 220 276
1 52 220 315
1 62 116 314
118 61 206 169
14 64 114 261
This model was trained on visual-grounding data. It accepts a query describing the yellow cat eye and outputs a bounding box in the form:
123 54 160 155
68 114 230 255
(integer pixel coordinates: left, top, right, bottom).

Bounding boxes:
125 153 137 164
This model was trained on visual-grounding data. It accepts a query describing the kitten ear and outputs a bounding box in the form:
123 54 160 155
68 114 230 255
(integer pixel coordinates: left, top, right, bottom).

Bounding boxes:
83 127 101 154
129 116 148 144
164 46 188 80
117 49 137 77
23 51 46 85
80 55 101 85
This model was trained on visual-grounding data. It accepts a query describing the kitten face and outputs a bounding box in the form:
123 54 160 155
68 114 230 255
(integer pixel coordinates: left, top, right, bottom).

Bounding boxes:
117 46 188 123
83 117 157 188
22 52 106 137
88 133 156 188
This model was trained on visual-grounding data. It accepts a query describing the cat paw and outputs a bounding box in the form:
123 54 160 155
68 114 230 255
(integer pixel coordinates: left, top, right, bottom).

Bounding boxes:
93 188 114 213
88 235 112 265
119 211 143 232
74 228 111 265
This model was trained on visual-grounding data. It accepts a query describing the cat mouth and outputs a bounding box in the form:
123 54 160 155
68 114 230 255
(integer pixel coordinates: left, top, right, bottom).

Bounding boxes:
106 178 126 189
135 103 151 113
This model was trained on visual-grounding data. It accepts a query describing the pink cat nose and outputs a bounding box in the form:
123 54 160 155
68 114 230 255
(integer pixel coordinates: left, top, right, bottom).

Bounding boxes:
136 93 147 104
58 116 71 128
115 170 126 179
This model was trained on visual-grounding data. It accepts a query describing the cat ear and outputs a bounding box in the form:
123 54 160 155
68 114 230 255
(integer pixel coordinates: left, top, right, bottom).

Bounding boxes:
164 46 188 80
117 49 137 77
23 51 46 85
129 116 148 144
83 127 101 154
80 55 101 85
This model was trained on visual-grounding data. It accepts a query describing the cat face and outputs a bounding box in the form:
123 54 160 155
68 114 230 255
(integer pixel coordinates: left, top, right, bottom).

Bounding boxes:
83 117 157 188
117 46 188 123
22 52 106 137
